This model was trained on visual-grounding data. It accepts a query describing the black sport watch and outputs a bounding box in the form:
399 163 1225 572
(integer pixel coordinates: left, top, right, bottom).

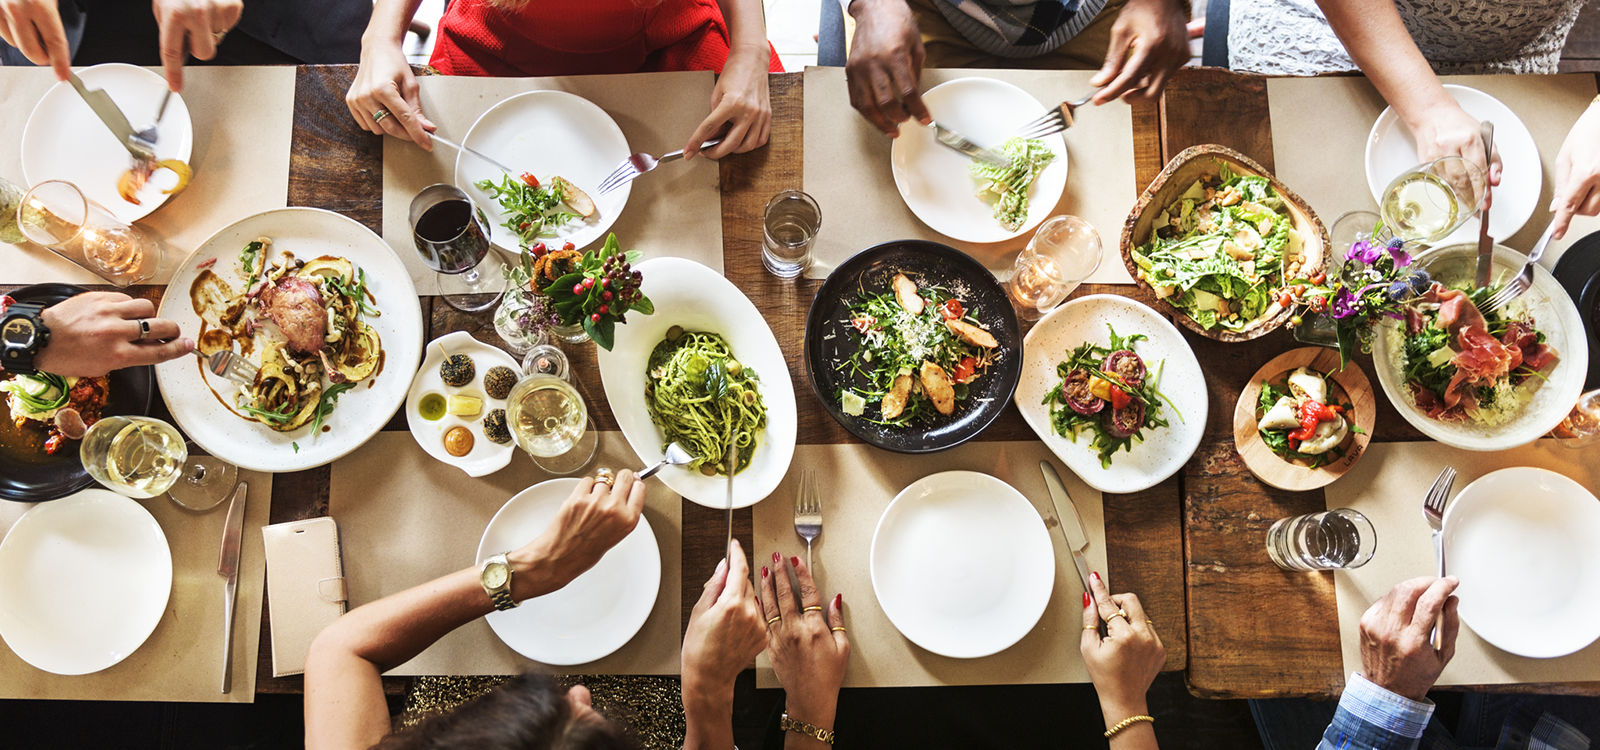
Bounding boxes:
0 302 50 375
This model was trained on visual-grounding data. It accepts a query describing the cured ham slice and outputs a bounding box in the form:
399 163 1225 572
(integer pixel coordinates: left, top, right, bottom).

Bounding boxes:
1411 282 1558 418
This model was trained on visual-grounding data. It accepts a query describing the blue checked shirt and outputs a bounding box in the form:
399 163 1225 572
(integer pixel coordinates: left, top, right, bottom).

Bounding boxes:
1321 674 1591 750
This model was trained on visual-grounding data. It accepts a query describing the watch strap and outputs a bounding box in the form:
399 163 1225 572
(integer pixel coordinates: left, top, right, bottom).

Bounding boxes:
1 302 49 374
482 553 519 611
489 588 517 611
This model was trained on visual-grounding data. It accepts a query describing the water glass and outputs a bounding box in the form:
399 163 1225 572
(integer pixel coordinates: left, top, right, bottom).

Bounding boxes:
506 373 597 474
17 180 160 286
1380 157 1485 243
1006 214 1101 319
521 344 570 381
1265 508 1376 571
80 416 186 499
409 183 504 312
762 190 820 278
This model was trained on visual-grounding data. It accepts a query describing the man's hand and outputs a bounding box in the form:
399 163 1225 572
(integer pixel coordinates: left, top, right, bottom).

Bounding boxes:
845 0 930 137
0 0 70 80
1358 576 1460 701
34 292 192 377
1089 0 1189 105
152 0 243 92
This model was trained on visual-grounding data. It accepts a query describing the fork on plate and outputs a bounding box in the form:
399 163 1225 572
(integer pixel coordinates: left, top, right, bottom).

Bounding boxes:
1421 465 1457 650
597 138 723 196
1014 89 1100 140
1481 222 1556 313
794 469 821 570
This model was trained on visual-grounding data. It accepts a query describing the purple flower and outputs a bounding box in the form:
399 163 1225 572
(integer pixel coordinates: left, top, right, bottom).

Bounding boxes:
1331 288 1360 319
1386 238 1412 268
1345 239 1382 266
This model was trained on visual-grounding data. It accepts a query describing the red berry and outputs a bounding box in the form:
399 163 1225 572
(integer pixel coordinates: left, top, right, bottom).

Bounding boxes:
532 242 546 253
602 290 613 302
590 313 601 323
599 278 609 289
582 277 594 289
598 304 609 315
563 241 575 252
572 283 584 295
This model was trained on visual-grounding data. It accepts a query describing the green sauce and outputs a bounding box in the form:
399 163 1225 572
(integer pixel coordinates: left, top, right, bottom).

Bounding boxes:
418 393 447 421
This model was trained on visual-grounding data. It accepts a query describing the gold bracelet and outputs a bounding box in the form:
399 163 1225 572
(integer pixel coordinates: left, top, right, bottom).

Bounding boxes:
1104 715 1155 739
780 712 836 745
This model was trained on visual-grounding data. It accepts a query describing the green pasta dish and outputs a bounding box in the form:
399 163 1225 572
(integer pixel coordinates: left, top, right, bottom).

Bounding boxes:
645 327 767 476
969 137 1056 231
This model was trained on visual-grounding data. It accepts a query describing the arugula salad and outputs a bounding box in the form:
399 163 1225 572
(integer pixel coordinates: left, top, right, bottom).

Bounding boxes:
1043 325 1178 468
1130 163 1304 332
474 173 595 249
969 137 1056 231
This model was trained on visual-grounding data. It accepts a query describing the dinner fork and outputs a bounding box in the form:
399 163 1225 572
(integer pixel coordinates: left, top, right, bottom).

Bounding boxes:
131 89 174 153
1421 465 1457 650
793 469 821 570
1481 221 1556 313
596 138 722 196
193 348 258 386
1014 89 1100 140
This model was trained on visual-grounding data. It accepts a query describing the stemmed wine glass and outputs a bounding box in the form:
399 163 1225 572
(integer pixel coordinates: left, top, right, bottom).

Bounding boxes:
506 372 597 475
79 415 238 509
1380 156 1487 244
409 183 505 312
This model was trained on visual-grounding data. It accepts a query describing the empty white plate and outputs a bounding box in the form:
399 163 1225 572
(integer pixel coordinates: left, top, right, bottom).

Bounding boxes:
870 471 1055 658
1365 85 1540 244
476 478 660 665
890 77 1068 244
1444 467 1600 658
22 63 193 223
456 90 630 254
0 489 172 675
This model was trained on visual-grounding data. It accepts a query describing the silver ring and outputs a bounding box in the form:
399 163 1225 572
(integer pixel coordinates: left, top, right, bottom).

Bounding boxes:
372 109 391 124
212 30 227 44
136 319 151 340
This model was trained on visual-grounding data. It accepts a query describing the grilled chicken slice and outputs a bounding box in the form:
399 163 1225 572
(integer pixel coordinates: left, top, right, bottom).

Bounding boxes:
945 318 998 348
920 361 955 415
259 276 327 355
880 373 913 419
893 273 925 315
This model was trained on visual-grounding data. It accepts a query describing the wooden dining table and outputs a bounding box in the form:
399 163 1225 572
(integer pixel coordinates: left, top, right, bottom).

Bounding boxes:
7 63 1598 703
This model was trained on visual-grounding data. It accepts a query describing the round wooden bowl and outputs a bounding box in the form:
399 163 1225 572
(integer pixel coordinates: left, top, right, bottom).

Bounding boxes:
1121 144 1330 343
1233 347 1376 491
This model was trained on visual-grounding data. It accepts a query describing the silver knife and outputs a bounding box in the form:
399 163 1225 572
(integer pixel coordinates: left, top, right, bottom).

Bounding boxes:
928 120 1008 167
1475 120 1495 290
724 425 737 557
1039 461 1094 595
217 480 249 693
67 72 154 162
430 134 518 177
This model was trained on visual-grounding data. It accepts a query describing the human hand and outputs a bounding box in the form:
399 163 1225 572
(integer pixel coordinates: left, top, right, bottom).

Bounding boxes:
1411 101 1502 195
346 37 435 148
682 539 768 709
0 0 69 80
759 553 848 730
845 0 930 137
1089 0 1189 105
1551 102 1600 240
1081 571 1165 723
508 472 644 599
152 0 243 92
685 45 770 160
1358 576 1459 702
33 292 193 377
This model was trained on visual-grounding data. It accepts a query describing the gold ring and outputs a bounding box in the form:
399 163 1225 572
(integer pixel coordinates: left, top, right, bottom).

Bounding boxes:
1146 620 1155 627
372 109 391 123
802 606 823 613
766 615 782 626
1084 625 1099 631
1108 609 1129 623
594 468 615 487
831 627 846 633
212 30 227 44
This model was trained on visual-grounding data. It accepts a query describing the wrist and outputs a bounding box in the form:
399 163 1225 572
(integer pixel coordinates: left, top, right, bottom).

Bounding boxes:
1100 698 1150 726
504 545 560 601
682 673 736 717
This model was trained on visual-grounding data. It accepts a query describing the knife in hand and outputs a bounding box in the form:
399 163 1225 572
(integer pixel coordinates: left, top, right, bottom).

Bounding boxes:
928 120 1009 167
68 72 155 163
1474 120 1495 290
1039 461 1095 598
218 480 249 693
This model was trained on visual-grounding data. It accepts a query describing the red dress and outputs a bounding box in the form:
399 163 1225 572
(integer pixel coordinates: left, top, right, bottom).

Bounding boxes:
430 0 783 77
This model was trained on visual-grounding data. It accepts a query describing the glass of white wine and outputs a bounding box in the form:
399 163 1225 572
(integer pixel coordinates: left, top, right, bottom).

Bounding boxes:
1006 214 1101 320
1380 156 1486 244
506 373 598 475
80 416 186 499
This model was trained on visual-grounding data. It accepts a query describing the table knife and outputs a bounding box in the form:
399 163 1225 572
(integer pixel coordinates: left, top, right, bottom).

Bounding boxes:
1037 461 1094 595
431 134 518 177
724 425 737 557
67 72 154 162
217 480 249 693
1475 120 1495 290
928 121 1008 167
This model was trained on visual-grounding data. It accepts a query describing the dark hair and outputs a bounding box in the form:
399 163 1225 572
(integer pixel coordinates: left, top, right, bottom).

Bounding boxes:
374 674 642 750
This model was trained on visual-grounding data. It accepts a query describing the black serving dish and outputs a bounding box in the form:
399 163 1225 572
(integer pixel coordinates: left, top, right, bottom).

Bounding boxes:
1552 230 1600 392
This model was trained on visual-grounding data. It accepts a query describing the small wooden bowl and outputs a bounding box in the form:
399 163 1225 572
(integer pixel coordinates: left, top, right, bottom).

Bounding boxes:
1121 145 1330 342
1233 347 1376 491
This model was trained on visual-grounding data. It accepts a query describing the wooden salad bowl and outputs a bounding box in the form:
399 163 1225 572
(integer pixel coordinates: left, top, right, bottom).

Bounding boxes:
1121 144 1330 343
1233 347 1376 492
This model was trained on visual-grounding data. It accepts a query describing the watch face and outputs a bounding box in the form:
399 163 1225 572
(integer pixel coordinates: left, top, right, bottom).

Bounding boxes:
483 563 509 589
1 318 35 347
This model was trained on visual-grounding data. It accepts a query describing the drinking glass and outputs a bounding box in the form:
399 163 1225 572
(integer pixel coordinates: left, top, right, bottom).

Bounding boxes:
506 373 597 474
1265 508 1377 571
1294 210 1386 347
1380 157 1486 244
1554 389 1600 448
167 443 239 510
762 190 820 278
17 180 160 286
1006 214 1101 320
521 344 570 381
80 416 186 499
409 183 504 312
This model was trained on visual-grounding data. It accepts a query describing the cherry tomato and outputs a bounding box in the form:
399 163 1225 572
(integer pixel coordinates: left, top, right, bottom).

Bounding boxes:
952 356 977 383
1108 385 1132 410
520 173 540 188
563 241 575 252
940 299 964 320
531 242 547 255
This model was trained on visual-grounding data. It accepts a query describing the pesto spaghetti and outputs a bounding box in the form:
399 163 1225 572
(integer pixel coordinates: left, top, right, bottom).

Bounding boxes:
645 327 767 476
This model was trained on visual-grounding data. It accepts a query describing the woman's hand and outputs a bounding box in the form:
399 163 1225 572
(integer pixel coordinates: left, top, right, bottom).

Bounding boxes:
346 36 435 147
507 472 644 600
1081 572 1165 728
685 44 771 160
1551 102 1600 240
34 292 193 377
682 540 768 750
759 553 848 735
1089 0 1190 105
0 0 70 80
1410 100 1502 193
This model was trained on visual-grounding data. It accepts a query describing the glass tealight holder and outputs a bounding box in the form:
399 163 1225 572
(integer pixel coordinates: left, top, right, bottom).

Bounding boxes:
1006 215 1101 320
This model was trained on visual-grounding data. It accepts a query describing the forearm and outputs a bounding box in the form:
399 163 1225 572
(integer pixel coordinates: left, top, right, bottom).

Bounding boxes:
363 0 424 46
1103 699 1158 750
717 0 771 58
1315 0 1454 132
681 682 737 750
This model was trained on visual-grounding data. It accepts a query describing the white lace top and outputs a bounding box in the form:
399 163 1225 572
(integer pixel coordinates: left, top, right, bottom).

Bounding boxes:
1228 0 1589 76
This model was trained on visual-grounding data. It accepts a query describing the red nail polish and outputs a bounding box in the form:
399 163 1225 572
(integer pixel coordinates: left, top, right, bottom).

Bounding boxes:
1091 571 1101 582
761 566 768 577
1083 592 1092 607
834 593 843 608
790 556 800 567
773 551 781 563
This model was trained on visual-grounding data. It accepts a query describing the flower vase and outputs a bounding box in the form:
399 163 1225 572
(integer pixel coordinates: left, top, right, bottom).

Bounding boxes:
493 288 551 355
551 322 592 346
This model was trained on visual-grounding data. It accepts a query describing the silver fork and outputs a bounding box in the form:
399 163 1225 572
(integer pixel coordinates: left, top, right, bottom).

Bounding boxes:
1421 465 1457 650
597 138 722 196
131 89 174 153
793 469 821 570
1014 89 1100 140
193 349 258 386
1482 221 1557 313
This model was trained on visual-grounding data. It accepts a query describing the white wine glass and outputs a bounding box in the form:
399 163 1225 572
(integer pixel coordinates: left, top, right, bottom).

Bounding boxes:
80 416 239 508
1006 214 1101 320
1380 156 1486 244
506 373 597 475
167 442 239 511
1555 389 1600 448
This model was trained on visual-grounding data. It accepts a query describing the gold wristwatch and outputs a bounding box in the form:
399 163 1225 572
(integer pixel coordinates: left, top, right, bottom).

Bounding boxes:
480 553 518 611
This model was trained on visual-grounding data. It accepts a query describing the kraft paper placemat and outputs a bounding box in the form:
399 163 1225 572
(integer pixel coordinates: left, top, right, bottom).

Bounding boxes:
329 431 682 676
801 67 1137 284
0 66 294 285
1326 440 1600 687
753 442 1108 689
380 72 723 289
0 471 272 702
1267 74 1597 264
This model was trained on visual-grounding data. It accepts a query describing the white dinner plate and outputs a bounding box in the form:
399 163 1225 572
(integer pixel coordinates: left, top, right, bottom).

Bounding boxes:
456 90 630 255
0 489 171 675
1365 85 1540 243
476 478 660 665
156 207 424 472
1443 467 1600 658
595 257 797 509
1014 295 1208 494
22 63 193 223
405 331 519 477
890 77 1068 244
871 471 1054 658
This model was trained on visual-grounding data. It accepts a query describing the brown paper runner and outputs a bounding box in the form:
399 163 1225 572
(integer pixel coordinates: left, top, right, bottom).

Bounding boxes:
801 67 1136 284
1266 74 1598 267
0 66 294 285
752 442 1108 689
1326 440 1600 687
380 72 723 289
0 471 272 702
329 431 682 676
